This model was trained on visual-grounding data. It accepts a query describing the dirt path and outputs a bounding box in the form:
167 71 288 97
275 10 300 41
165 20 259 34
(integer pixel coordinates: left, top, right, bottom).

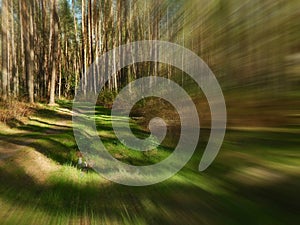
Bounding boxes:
0 141 27 160
0 107 73 183
0 129 38 160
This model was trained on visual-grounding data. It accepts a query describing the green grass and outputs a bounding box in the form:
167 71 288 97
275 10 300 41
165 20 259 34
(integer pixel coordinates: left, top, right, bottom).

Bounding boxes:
0 100 299 224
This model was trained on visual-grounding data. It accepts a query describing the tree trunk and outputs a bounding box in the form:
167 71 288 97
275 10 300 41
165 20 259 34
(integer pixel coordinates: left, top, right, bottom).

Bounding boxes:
1 0 8 100
81 0 87 96
11 1 19 98
21 0 35 103
19 0 25 96
72 0 80 95
21 0 34 103
49 0 59 105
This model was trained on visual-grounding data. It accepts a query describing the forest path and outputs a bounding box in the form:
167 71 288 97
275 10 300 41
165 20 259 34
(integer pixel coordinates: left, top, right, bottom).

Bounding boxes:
0 103 299 225
0 105 74 183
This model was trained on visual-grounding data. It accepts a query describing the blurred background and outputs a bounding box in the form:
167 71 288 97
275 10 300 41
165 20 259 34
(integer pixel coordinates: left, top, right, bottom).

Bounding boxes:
0 0 299 224
143 0 300 128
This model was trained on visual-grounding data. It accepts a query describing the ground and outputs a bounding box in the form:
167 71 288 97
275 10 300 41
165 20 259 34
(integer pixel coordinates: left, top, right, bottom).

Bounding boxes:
0 101 299 225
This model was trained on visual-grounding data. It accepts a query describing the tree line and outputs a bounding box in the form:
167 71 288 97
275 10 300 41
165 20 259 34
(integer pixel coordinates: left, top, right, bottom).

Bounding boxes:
1 0 180 104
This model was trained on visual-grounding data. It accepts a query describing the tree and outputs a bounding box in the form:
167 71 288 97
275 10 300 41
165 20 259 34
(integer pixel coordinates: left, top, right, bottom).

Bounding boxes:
21 0 35 103
49 0 59 105
1 0 8 100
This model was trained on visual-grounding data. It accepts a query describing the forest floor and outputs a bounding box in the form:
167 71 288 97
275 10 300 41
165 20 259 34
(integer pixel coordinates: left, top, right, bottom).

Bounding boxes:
0 100 299 225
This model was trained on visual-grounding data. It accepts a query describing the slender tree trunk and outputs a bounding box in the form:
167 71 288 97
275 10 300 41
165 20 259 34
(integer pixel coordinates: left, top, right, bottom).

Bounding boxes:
19 0 25 96
29 0 35 103
81 0 87 95
7 0 12 99
72 0 79 95
1 0 8 100
20 0 33 103
21 0 34 103
58 39 62 100
49 0 59 105
117 0 122 88
11 1 19 97
167 6 171 84
39 0 47 100
111 2 118 92
88 0 95 93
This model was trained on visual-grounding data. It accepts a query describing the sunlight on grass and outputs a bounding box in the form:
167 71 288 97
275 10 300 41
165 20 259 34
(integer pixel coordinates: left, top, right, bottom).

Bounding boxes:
0 102 299 225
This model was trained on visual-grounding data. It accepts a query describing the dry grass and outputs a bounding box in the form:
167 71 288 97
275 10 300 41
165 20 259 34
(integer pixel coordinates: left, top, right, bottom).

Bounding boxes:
0 100 34 124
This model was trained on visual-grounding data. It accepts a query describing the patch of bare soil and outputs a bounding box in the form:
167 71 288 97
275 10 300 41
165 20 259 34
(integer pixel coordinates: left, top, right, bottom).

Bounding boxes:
0 107 72 184
0 147 59 184
15 149 59 183
0 140 22 160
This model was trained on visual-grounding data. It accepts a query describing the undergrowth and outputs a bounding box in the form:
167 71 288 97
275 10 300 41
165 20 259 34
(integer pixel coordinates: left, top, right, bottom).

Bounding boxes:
0 100 34 124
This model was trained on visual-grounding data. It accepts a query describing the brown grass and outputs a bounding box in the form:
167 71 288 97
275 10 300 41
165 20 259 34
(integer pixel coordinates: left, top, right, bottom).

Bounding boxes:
0 100 34 124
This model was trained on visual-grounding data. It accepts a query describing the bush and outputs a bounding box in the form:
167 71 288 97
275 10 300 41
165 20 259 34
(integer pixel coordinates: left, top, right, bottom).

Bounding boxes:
0 100 33 124
97 90 117 108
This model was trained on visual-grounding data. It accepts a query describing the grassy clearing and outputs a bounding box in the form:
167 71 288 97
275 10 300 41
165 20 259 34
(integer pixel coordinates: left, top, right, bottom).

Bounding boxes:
0 100 299 224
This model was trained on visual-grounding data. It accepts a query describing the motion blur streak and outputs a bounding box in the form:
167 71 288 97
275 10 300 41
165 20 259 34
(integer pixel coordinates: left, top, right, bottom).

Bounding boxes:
0 0 299 225
141 0 300 127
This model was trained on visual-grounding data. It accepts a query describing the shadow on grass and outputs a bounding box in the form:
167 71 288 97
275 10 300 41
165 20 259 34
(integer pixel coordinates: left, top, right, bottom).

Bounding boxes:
0 106 77 165
0 160 221 224
35 108 72 121
6 118 25 129
0 132 76 165
0 103 299 224
29 118 72 129
56 99 73 110
0 143 299 225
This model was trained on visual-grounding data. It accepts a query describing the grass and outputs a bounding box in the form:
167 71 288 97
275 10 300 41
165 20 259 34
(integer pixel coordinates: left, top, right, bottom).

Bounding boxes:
0 100 299 224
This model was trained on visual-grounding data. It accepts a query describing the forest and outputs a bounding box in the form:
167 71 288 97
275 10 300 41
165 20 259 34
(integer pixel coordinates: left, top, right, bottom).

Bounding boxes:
1 0 299 104
0 0 299 224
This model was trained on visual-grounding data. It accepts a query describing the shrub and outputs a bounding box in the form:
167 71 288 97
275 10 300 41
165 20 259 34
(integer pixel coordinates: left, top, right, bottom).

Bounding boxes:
0 100 34 124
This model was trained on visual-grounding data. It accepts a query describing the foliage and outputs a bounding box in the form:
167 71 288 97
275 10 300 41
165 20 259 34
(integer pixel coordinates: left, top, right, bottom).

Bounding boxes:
0 100 33 124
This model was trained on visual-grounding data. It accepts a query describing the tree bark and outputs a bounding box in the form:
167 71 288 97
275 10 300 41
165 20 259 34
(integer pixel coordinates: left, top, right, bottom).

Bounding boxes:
19 0 25 96
21 0 34 103
81 0 87 96
1 0 8 100
49 0 59 105
72 0 80 95
11 1 19 98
